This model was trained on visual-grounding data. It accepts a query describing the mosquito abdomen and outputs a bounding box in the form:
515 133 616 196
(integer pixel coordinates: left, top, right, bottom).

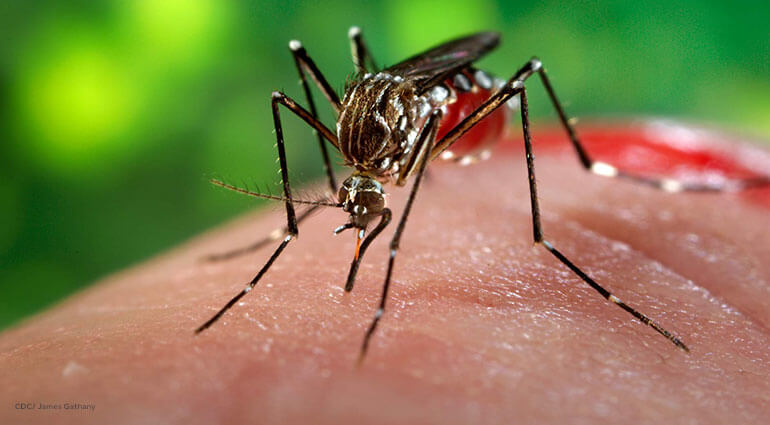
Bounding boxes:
435 69 512 163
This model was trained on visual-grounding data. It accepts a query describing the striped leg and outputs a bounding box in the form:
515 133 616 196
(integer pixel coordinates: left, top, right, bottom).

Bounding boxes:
429 61 692 352
196 92 330 333
358 110 443 363
203 89 340 262
348 26 378 74
433 58 770 192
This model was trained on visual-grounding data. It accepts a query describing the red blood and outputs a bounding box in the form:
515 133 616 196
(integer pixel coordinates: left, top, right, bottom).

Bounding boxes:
499 121 770 209
435 86 509 158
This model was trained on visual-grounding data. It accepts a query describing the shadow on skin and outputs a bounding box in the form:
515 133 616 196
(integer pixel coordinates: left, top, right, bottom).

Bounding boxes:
1 123 769 424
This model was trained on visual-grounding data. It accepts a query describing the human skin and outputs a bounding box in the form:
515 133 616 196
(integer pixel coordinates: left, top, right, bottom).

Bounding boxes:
1 121 769 425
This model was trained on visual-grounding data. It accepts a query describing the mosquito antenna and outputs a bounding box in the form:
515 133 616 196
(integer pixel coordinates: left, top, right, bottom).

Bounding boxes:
210 179 342 207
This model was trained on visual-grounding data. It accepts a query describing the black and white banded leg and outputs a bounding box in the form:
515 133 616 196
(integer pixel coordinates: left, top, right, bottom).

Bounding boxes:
429 60 696 352
524 59 769 192
196 91 338 333
358 110 442 363
530 58 770 191
434 58 770 193
517 88 689 351
289 39 340 191
348 26 378 74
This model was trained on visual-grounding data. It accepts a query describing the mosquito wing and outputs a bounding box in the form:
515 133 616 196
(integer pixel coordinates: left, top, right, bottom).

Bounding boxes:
384 32 500 93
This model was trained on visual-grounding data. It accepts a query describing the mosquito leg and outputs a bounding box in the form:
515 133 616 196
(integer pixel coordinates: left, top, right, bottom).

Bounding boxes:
427 65 689 351
348 26 378 74
432 58 769 191
288 40 342 114
196 92 312 333
202 39 348 262
270 91 339 150
345 109 443 292
290 42 338 192
195 234 294 333
430 79 524 160
430 58 597 159
344 210 392 292
526 58 769 192
517 87 690 352
203 92 339 262
358 110 442 363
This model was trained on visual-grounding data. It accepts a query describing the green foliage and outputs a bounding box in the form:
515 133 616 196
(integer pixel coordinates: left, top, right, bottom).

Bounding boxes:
1 0 768 328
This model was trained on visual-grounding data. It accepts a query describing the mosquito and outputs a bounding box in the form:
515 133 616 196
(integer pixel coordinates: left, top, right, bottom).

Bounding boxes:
195 27 769 361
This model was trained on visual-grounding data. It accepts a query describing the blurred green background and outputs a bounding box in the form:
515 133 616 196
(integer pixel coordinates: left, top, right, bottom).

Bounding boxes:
1 0 768 330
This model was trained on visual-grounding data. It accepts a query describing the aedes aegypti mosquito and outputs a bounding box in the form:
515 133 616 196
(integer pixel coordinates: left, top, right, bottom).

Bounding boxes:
195 27 769 361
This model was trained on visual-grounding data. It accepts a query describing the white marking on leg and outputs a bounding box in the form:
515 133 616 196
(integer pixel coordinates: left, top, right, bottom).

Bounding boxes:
289 40 302 51
661 179 684 192
591 161 619 177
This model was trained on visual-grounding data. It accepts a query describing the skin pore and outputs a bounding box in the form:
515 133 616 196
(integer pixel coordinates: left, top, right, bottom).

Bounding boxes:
1 123 769 424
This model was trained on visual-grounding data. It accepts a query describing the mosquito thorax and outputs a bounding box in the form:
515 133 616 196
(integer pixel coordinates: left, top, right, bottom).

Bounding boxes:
336 72 426 174
338 173 386 227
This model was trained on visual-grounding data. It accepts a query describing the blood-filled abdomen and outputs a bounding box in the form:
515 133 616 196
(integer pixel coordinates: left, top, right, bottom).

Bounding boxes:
435 70 511 162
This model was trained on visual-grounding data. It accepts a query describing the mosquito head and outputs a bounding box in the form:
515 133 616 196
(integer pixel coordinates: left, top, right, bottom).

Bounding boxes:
337 173 386 228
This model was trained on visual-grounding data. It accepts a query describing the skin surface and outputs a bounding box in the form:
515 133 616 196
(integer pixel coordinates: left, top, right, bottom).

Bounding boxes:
1 122 769 425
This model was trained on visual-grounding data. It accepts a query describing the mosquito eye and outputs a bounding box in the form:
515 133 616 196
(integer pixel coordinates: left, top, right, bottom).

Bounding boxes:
356 191 384 213
338 187 349 203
